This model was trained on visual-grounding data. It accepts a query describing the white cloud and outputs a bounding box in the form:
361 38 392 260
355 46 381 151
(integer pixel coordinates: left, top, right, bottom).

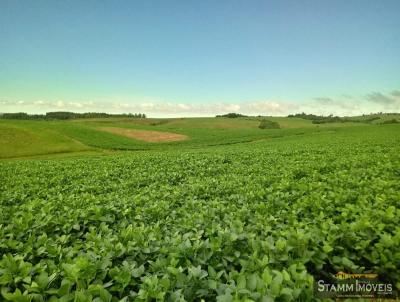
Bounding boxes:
366 92 395 104
1 90 399 117
55 101 65 108
0 99 297 116
308 91 400 115
242 101 297 114
68 102 83 108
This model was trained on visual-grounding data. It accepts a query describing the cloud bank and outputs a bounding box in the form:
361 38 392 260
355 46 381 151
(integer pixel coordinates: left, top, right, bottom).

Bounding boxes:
1 90 399 117
0 99 299 117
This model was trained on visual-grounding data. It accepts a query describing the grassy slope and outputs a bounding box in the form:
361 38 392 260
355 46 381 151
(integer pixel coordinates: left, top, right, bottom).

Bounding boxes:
0 114 399 159
0 121 92 158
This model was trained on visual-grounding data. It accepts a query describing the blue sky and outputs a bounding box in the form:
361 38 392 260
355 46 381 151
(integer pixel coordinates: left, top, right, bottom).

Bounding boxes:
0 0 399 116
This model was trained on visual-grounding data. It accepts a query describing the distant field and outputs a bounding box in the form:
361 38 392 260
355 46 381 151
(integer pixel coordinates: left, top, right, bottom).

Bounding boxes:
1 114 399 159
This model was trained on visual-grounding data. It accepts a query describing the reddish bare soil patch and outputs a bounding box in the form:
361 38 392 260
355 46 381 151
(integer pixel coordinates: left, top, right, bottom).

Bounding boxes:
99 127 188 142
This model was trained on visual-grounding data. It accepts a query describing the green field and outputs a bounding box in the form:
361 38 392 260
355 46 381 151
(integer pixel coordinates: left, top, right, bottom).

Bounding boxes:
1 114 399 159
0 116 399 301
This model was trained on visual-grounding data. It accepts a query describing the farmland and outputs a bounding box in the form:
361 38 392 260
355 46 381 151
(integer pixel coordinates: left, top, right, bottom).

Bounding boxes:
1 114 399 159
0 117 400 301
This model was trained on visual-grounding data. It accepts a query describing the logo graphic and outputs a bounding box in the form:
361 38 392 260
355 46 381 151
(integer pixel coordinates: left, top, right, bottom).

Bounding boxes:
314 272 396 299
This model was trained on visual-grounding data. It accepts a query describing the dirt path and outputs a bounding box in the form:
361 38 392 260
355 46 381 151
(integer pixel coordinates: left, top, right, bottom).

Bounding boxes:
99 127 188 142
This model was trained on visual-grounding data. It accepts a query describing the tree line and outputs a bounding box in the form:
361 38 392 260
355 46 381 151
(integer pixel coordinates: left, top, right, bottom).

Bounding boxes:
0 112 146 120
287 112 382 124
215 113 248 118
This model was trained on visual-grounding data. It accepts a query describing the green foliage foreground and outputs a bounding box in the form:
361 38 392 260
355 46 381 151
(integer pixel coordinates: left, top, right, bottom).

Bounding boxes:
0 126 399 301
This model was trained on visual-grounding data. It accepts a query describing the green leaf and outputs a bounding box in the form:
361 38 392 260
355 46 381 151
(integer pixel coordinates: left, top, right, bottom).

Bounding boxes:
237 275 246 290
247 274 257 291
217 293 233 302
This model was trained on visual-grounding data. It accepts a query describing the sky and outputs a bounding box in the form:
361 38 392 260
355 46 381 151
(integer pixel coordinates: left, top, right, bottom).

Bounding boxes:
0 0 399 117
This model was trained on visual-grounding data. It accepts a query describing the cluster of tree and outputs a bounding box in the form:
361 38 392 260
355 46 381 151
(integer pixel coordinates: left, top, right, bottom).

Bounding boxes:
311 116 347 124
287 113 339 120
355 116 381 123
258 119 280 129
0 112 146 120
381 119 399 124
287 112 382 124
287 113 344 123
362 112 399 116
216 113 248 118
